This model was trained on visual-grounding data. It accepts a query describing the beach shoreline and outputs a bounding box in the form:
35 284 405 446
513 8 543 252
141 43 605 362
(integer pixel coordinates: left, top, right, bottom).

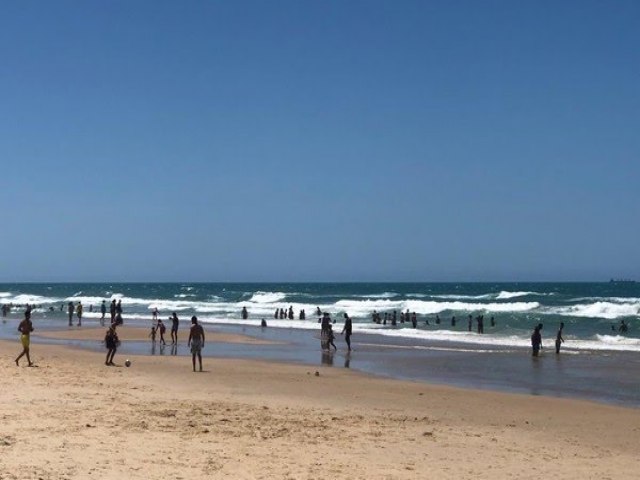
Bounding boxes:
2 337 640 479
4 316 639 409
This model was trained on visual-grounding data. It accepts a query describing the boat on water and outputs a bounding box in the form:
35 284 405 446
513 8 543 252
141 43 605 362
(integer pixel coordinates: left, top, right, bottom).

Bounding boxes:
609 279 637 284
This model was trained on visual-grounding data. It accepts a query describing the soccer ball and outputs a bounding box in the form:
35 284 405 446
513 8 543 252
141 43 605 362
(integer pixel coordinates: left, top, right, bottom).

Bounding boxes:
125 359 131 367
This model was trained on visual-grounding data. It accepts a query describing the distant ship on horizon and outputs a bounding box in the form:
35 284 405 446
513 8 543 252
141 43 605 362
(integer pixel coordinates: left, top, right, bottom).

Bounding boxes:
609 278 637 284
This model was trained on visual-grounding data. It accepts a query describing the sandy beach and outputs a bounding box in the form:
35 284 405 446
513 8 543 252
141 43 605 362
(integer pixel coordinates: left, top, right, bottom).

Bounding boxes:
1 331 639 480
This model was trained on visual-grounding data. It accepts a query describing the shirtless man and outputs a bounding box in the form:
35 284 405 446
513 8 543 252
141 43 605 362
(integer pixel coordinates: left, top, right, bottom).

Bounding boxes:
187 316 205 372
170 312 179 345
15 310 34 366
341 313 353 351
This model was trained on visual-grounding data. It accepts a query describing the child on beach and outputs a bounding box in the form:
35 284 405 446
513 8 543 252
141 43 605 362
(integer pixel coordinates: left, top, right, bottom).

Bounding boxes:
328 325 337 351
105 325 119 366
157 320 167 345
149 325 157 343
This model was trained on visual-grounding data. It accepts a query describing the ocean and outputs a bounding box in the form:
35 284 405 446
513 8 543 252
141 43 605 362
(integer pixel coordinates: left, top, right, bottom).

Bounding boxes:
1 282 638 352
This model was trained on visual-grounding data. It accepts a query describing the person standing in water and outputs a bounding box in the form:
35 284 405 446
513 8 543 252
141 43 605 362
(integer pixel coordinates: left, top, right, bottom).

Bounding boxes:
15 310 34 366
531 323 543 357
341 313 353 351
100 300 107 326
76 301 83 327
555 322 565 354
67 301 74 326
188 316 205 372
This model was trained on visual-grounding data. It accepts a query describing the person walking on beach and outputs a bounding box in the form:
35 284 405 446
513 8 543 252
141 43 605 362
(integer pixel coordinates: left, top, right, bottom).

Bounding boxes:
327 324 337 351
170 312 179 345
188 316 205 372
555 322 565 354
100 300 106 326
531 323 543 357
67 301 74 326
341 313 352 351
104 324 119 366
76 301 83 327
157 319 167 345
15 310 34 367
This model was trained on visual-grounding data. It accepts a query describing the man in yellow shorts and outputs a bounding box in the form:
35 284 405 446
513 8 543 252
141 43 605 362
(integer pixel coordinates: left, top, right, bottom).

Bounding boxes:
15 310 34 366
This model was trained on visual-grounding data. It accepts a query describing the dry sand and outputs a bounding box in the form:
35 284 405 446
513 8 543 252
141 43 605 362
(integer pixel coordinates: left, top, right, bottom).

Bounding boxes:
1 335 639 479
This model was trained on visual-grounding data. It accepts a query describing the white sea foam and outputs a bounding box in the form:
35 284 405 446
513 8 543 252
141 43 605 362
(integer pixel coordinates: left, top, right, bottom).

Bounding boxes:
593 334 640 348
353 292 398 299
0 292 11 298
497 290 555 300
8 294 62 305
333 299 540 316
570 297 640 304
551 302 640 320
430 294 494 300
249 292 287 303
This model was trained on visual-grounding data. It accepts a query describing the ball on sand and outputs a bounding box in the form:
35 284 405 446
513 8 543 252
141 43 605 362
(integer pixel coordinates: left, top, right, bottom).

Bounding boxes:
125 359 131 367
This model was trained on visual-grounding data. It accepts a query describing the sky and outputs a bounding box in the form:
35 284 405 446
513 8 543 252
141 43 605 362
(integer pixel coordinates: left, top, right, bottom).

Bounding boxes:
0 1 638 282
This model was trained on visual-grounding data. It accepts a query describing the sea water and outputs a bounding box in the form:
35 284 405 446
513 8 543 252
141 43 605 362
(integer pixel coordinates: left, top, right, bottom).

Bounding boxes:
1 282 638 352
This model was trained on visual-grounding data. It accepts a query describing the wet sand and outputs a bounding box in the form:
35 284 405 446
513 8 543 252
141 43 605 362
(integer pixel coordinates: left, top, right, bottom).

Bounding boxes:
1 337 640 479
3 317 640 408
35 325 279 345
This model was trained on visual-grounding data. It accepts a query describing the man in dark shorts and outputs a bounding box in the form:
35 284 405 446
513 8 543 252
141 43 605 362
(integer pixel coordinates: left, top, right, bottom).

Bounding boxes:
187 316 205 372
105 324 119 366
170 312 179 345
531 323 543 357
67 301 74 326
341 313 353 351
555 322 565 354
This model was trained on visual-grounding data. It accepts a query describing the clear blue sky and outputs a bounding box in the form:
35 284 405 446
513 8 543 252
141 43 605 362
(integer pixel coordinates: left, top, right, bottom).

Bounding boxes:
1 1 638 282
